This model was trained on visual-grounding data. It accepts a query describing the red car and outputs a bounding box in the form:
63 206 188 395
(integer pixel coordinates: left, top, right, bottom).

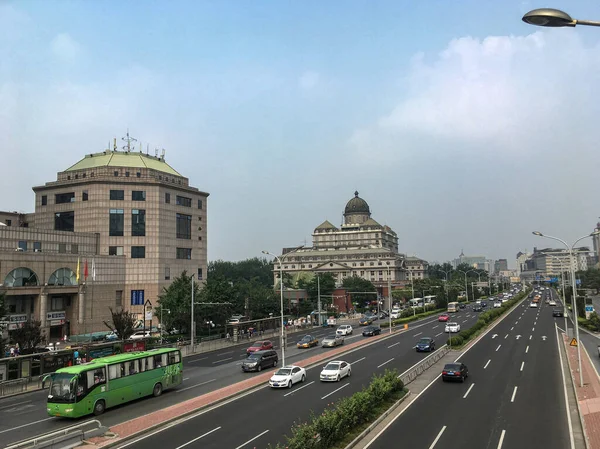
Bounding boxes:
247 340 273 355
438 314 450 322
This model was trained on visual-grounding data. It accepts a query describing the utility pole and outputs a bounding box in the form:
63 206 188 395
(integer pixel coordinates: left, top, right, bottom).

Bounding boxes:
317 274 322 326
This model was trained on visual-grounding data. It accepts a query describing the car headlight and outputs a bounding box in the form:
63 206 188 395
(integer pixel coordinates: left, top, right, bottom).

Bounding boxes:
247 362 257 367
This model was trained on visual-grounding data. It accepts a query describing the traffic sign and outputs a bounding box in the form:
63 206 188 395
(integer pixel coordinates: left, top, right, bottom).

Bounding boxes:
586 305 594 312
570 338 578 347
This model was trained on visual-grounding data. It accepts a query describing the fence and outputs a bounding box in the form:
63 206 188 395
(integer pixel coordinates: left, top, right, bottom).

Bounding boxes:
0 375 48 397
6 420 105 449
399 344 451 386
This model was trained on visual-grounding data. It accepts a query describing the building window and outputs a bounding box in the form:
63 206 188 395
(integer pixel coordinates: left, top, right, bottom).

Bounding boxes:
132 209 146 236
165 193 170 204
114 171 119 177
132 191 146 201
110 190 124 200
131 246 146 258
116 290 123 307
125 171 130 178
176 213 192 239
51 297 64 311
176 195 192 207
109 209 124 236
198 199 203 209
33 241 41 252
54 211 75 232
176 248 192 259
59 243 67 253
109 246 124 256
18 241 27 251
71 244 78 254
41 195 47 206
55 192 75 204
136 172 141 178
198 268 203 280
82 190 88 201
6 219 11 226
165 266 170 280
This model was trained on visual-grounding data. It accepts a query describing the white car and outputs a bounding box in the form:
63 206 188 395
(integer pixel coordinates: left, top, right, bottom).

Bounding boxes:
493 301 502 308
129 330 151 340
391 311 401 319
445 322 461 333
320 360 351 382
549 300 557 306
269 365 306 388
336 325 353 336
529 302 538 308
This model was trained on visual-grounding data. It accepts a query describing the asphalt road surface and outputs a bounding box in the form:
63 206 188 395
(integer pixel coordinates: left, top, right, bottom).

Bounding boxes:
367 289 571 449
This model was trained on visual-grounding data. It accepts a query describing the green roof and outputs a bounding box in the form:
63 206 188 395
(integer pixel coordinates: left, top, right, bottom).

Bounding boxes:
65 151 182 177
315 220 339 231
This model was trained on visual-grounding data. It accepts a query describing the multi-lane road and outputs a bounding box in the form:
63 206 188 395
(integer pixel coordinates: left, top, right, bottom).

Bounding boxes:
366 288 572 449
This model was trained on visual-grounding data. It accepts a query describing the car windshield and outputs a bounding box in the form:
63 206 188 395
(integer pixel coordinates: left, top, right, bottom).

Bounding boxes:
325 335 337 340
48 373 77 403
247 353 261 360
251 342 263 347
448 322 458 326
275 368 291 376
418 338 431 344
444 364 461 371
300 336 312 342
324 363 340 370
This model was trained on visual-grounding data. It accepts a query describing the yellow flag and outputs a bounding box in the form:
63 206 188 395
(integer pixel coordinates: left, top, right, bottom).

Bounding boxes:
76 257 80 283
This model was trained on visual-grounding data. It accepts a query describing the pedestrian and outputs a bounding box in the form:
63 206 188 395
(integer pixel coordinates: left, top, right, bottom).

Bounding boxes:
73 349 80 364
9 347 15 357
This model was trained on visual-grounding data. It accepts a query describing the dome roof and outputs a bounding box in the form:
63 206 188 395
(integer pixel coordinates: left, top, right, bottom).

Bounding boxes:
344 191 370 215
65 151 182 177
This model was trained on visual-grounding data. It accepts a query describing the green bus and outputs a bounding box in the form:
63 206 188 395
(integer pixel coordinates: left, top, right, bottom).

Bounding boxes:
45 348 183 418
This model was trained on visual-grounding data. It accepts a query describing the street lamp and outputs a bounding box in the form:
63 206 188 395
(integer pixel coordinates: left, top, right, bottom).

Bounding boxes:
522 8 600 28
160 305 171 344
551 255 569 337
143 299 153 336
190 274 196 351
532 230 600 387
403 269 416 316
457 269 476 302
437 269 452 305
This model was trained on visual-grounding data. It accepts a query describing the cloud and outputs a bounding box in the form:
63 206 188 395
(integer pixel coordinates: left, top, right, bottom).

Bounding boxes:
50 33 81 62
298 71 320 90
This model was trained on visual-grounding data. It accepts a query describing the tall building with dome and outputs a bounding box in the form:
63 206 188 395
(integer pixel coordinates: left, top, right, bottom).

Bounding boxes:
0 135 208 344
274 192 428 311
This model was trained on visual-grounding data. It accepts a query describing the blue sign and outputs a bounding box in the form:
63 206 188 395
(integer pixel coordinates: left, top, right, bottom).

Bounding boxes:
577 279 582 286
131 290 145 306
586 305 594 312
550 278 558 283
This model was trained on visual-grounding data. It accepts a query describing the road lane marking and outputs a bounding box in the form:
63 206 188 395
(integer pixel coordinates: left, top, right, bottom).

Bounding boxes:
175 427 221 449
526 345 529 353
463 383 475 399
183 377 190 381
388 342 400 348
234 430 269 449
428 426 447 449
413 332 423 337
0 400 32 411
283 381 314 397
0 417 55 434
176 379 216 393
497 430 506 449
484 360 491 369
187 357 208 363
532 327 535 332
504 334 508 339
432 325 439 329
212 357 233 364
350 357 366 365
378 358 394 368
496 345 501 351
556 322 576 449
435 332 443 337
510 327 514 331
520 361 525 372
529 335 532 340
511 386 518 402
321 383 349 400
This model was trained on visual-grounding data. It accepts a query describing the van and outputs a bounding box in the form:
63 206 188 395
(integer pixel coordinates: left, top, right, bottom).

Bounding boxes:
241 350 278 372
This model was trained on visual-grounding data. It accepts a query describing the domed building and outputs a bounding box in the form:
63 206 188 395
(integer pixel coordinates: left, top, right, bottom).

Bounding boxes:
276 192 428 313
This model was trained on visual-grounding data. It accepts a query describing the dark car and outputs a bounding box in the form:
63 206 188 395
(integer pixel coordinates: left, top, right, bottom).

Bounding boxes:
362 325 381 337
442 362 469 382
553 308 564 317
359 317 373 326
241 350 278 372
458 303 466 309
473 304 483 312
416 337 435 352
480 301 488 308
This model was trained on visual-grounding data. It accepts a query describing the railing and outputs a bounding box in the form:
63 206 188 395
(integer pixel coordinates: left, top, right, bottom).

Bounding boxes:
399 344 451 386
6 420 104 449
0 375 49 397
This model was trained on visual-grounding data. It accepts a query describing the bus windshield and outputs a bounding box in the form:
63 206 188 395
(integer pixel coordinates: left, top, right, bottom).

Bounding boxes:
447 302 459 313
48 373 77 403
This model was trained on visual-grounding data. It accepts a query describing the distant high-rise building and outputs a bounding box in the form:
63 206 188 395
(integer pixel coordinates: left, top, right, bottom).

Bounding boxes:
494 259 508 273
452 250 489 271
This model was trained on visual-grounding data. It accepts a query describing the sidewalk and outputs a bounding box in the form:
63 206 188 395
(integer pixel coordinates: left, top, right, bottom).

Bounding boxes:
564 333 600 448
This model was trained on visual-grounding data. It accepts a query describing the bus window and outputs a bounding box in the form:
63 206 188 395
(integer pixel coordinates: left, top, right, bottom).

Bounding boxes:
168 351 180 365
161 354 168 367
154 355 162 368
146 356 154 370
108 364 121 380
139 358 146 372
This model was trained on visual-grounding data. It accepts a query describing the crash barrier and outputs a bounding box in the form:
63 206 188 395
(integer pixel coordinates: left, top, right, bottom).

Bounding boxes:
6 420 106 449
399 344 451 386
0 374 49 397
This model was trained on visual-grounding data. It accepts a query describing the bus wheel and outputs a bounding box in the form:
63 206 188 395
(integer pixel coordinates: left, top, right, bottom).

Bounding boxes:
153 383 163 397
93 400 105 416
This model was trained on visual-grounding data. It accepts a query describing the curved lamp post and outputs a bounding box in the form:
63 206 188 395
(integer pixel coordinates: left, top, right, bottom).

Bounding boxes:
522 8 600 28
457 269 476 302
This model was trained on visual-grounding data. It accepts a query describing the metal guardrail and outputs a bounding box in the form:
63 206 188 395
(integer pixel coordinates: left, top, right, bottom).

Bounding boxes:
6 420 104 449
399 344 451 386
0 375 49 397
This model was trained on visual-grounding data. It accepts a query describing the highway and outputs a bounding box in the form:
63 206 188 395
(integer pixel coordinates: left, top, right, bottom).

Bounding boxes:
107 309 482 449
367 289 571 449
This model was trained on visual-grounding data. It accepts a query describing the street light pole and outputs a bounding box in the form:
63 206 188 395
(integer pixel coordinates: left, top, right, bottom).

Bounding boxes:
387 265 392 334
457 269 475 302
160 305 171 344
532 230 600 388
263 251 287 368
523 8 600 28
191 274 195 351
551 255 569 338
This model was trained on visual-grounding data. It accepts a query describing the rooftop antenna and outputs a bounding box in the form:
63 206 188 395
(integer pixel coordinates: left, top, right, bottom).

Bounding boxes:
113 138 117 151
155 148 159 158
139 142 142 153
146 144 149 155
122 129 137 152
161 148 166 159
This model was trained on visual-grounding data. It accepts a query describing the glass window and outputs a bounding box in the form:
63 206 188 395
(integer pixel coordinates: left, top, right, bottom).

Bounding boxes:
132 209 146 236
48 268 76 286
59 243 67 253
176 195 191 207
109 246 124 256
54 211 74 232
176 248 192 260
110 190 124 201
116 290 123 307
139 358 146 372
18 241 27 251
168 351 180 365
3 267 39 287
71 244 78 254
165 266 170 280
197 268 203 280
113 171 119 177
131 246 145 258
198 199 203 209
154 355 163 368
109 209 124 236
108 364 120 380
176 213 191 239
34 241 41 252
146 356 154 370
41 195 47 206
165 193 170 203
82 191 88 201
125 171 130 178
132 191 146 201
55 192 75 204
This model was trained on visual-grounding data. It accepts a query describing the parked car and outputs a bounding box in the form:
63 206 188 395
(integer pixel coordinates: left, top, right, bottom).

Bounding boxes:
438 314 450 322
320 361 351 382
296 335 319 348
241 350 278 372
246 340 273 355
362 325 381 337
416 337 436 352
493 301 502 308
336 325 353 336
390 311 401 319
129 331 151 340
322 334 344 348
441 362 469 382
445 322 461 333
269 365 306 388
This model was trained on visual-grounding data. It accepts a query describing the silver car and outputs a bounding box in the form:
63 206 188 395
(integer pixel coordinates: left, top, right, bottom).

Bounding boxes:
321 334 344 348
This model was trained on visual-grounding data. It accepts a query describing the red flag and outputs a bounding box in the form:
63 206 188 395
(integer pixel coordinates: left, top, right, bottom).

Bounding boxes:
84 260 89 280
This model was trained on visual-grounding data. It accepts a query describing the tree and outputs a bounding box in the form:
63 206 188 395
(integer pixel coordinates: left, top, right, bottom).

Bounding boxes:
342 277 377 308
158 271 203 336
10 320 43 351
104 308 136 340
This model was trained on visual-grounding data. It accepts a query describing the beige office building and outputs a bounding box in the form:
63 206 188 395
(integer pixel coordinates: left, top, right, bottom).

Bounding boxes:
0 142 208 341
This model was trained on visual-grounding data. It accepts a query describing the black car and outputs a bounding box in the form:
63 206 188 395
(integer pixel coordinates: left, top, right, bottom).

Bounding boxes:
553 308 564 317
416 337 435 352
458 303 466 309
241 350 278 372
442 362 469 382
473 304 483 312
480 301 488 308
362 325 381 337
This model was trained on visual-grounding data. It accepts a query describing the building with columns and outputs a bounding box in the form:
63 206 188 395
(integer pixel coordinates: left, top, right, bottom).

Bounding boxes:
0 136 208 341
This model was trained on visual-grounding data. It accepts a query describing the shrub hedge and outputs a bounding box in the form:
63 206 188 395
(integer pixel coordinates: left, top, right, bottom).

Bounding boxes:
380 308 446 328
270 370 405 449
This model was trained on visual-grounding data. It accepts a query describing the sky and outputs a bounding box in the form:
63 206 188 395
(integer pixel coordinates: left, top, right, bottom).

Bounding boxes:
3 1 600 267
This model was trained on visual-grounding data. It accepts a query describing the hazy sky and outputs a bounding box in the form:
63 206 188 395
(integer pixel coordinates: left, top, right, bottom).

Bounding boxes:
3 1 600 267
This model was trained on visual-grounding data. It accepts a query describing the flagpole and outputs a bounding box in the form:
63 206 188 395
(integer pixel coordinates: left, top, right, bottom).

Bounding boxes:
91 259 95 342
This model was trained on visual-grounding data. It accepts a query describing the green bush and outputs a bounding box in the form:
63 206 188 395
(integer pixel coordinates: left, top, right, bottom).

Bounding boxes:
380 308 445 328
447 335 464 346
